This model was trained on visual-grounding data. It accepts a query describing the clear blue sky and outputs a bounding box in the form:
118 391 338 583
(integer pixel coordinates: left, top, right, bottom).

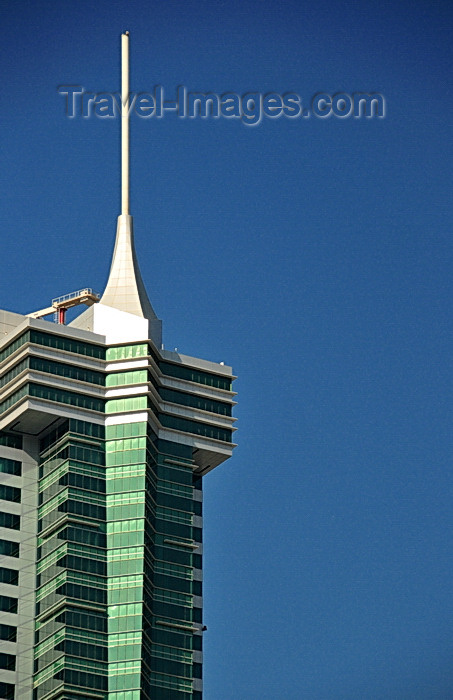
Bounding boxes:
1 1 453 698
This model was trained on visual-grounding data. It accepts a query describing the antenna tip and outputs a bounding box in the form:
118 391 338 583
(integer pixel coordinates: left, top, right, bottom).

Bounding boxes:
124 31 130 36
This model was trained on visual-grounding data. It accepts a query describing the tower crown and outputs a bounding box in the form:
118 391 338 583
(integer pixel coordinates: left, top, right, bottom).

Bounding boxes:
72 32 162 345
100 32 158 322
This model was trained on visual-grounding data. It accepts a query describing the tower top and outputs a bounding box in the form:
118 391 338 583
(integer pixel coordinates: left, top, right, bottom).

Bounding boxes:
73 33 162 346
100 32 160 326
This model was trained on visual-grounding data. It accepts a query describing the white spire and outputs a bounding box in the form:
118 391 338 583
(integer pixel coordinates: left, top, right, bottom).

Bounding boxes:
99 32 161 328
70 33 162 346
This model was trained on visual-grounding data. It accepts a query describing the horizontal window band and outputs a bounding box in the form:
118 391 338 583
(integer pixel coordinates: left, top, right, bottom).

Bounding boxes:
36 599 106 629
163 539 198 550
156 620 198 633
163 458 195 468
40 434 104 463
38 514 102 541
47 690 105 700
35 599 67 626
159 360 232 390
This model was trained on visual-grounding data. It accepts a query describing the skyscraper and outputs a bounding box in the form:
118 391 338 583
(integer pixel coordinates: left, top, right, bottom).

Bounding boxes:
0 33 236 700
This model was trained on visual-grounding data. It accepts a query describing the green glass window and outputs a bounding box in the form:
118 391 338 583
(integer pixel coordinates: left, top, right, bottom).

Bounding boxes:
40 446 104 479
0 458 21 476
106 465 145 481
150 643 192 664
29 330 105 359
107 546 144 563
1 357 104 388
0 624 16 642
0 432 22 449
160 360 232 390
51 668 107 691
0 358 28 389
59 583 106 605
57 500 106 521
157 480 193 499
0 568 18 586
0 683 14 700
108 603 142 618
36 544 67 574
35 631 64 660
38 462 70 492
106 503 145 522
106 422 147 440
108 560 143 578
160 413 232 442
155 463 194 486
66 628 107 646
66 570 106 589
0 539 19 559
153 561 192 580
106 452 147 468
38 490 67 519
37 541 106 576
108 660 141 676
0 385 28 414
0 485 20 503
105 396 148 414
56 471 105 492
36 573 67 603
155 506 193 525
106 475 145 493
149 671 192 692
106 492 145 507
34 658 65 686
108 531 144 549
106 437 147 453
108 672 141 691
56 607 107 633
106 344 147 361
0 383 104 415
153 589 192 607
30 356 104 385
108 587 142 605
40 452 105 491
0 331 30 364
61 640 107 661
69 419 105 439
0 654 16 671
29 383 104 411
160 386 232 416
0 513 20 530
108 643 142 662
0 596 17 613
108 575 143 590
106 370 147 387
55 527 106 550
40 419 104 453
158 440 193 461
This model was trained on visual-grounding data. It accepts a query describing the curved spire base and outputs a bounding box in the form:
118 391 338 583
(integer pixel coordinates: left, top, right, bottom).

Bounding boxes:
101 215 159 320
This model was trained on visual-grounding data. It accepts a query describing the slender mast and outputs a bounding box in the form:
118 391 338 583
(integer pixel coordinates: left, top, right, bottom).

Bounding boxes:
121 31 130 215
85 32 162 346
